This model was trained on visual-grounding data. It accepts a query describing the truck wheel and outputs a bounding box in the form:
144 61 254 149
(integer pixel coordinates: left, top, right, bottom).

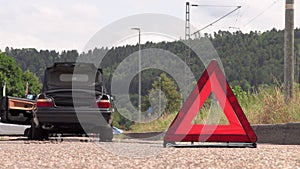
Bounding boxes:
99 127 113 142
31 122 48 140
0 111 8 123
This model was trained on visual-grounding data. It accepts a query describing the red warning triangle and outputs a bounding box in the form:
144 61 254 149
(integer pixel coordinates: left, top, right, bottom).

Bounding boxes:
164 60 257 143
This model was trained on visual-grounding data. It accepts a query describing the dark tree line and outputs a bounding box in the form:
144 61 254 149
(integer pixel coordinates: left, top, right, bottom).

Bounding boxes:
4 28 300 94
5 48 79 82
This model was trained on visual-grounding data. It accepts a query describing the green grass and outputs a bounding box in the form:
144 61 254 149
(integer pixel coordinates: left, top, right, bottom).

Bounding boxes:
131 112 177 132
130 85 300 132
241 85 300 124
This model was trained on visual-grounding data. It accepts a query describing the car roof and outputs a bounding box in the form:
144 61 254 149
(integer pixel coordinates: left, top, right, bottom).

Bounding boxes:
47 62 103 73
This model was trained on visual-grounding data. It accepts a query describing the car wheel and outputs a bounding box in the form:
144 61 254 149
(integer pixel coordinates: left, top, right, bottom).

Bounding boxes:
31 122 48 140
99 127 113 142
24 128 32 139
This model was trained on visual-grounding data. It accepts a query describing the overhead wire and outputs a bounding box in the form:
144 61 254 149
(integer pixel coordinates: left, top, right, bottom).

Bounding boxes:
243 0 278 27
192 6 242 36
217 4 242 31
192 0 280 37
193 5 241 8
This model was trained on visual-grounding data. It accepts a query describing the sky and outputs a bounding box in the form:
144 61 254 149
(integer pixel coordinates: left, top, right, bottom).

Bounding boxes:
0 0 299 52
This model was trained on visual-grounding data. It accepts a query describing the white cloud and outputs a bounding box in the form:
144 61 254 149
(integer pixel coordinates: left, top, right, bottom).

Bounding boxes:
0 31 43 49
0 1 104 51
0 0 299 51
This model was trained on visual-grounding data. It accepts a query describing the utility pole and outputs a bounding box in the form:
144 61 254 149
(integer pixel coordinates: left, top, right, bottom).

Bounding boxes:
284 0 294 103
184 2 198 100
184 2 191 101
185 2 191 41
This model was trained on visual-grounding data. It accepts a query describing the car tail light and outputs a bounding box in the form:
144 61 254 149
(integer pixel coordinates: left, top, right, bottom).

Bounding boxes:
96 100 110 108
37 98 54 107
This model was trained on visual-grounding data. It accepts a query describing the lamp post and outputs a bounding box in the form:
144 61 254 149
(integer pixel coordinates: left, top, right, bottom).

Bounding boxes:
159 77 162 114
131 27 141 123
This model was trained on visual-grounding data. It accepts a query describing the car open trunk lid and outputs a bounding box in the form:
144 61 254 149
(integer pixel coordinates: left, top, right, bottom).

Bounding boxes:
43 62 104 92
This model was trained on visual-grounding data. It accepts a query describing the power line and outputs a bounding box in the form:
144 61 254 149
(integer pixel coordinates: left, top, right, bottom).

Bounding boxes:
192 6 241 36
193 5 241 8
243 1 278 27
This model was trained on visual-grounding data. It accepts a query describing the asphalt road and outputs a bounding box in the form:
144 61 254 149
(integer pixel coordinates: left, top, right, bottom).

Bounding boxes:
0 123 299 168
0 136 298 169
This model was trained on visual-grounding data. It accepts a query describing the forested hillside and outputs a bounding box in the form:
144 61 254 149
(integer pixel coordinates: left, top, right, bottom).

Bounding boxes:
4 48 78 82
4 28 300 93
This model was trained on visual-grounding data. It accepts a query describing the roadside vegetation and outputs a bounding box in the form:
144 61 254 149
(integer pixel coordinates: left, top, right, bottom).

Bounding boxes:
130 84 300 132
232 85 300 124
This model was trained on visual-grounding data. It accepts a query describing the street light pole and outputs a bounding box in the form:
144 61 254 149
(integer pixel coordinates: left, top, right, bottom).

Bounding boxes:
131 27 141 123
159 77 161 114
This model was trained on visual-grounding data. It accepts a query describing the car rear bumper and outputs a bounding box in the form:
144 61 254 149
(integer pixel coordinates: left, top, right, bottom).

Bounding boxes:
34 107 113 133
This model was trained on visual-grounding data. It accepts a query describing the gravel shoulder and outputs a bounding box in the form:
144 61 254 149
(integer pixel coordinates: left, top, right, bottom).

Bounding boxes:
0 137 299 169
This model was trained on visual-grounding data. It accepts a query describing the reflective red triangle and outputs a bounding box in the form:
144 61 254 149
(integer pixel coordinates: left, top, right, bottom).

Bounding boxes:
164 60 257 143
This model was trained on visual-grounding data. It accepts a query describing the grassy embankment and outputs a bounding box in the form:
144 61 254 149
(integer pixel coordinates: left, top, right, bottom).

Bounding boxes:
130 85 300 132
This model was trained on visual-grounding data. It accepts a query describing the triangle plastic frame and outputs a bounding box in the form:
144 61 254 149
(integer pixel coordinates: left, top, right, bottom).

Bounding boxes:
164 60 257 146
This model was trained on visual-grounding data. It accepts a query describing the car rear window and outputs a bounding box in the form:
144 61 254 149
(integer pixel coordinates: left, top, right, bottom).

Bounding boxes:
59 74 89 82
44 65 103 91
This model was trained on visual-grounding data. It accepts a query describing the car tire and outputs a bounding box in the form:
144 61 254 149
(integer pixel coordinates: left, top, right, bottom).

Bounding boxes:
24 128 32 139
31 122 48 140
99 127 113 142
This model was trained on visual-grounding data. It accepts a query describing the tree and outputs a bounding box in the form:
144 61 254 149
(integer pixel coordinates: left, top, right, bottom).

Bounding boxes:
0 52 24 97
22 70 42 95
151 73 181 114
0 52 41 97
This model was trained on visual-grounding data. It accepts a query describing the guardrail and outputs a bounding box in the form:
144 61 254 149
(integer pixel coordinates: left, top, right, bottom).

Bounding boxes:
252 123 300 145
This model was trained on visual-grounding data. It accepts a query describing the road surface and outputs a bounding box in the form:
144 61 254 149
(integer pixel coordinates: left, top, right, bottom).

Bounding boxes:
0 136 298 168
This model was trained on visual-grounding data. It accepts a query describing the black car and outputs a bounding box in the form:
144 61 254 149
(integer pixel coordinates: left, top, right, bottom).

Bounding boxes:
31 62 113 141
